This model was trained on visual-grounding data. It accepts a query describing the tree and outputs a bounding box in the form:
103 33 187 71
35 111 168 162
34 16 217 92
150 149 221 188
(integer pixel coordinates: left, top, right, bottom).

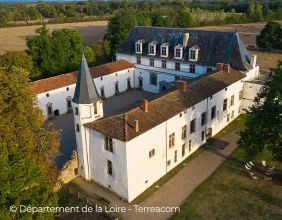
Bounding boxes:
256 22 282 50
177 10 192 28
238 61 282 162
27 25 53 78
104 11 136 54
0 143 58 220
84 46 96 65
27 25 82 77
0 66 60 182
0 51 39 79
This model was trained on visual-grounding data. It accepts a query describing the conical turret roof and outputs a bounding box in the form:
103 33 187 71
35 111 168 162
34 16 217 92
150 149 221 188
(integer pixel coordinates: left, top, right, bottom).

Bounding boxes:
72 54 100 104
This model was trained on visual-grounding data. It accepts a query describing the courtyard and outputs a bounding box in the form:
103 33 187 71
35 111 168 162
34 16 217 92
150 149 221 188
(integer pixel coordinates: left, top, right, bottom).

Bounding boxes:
49 89 156 169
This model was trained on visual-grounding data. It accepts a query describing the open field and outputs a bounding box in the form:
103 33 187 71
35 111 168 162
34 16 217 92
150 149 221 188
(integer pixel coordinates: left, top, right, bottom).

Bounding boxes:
195 21 282 46
0 21 108 55
171 116 282 220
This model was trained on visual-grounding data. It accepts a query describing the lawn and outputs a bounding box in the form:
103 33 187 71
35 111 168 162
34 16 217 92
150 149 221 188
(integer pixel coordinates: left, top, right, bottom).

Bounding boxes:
171 123 282 220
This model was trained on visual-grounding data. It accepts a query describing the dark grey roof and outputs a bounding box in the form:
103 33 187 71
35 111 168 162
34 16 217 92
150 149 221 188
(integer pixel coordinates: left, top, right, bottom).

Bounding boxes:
117 26 252 71
72 54 100 104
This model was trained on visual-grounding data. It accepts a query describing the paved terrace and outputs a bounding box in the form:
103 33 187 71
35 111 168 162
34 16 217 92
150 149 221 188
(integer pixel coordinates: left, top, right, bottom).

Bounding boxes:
48 89 157 169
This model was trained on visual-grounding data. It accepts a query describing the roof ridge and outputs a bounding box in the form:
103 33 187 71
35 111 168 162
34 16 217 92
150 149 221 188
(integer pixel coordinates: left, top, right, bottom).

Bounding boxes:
134 26 236 34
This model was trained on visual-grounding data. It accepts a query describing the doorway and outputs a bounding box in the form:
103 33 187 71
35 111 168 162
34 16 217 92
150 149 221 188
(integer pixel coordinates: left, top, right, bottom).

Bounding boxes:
54 109 60 116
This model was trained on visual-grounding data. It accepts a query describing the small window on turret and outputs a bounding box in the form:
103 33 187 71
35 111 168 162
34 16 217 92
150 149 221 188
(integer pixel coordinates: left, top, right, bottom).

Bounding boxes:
75 107 79 115
76 124 80 132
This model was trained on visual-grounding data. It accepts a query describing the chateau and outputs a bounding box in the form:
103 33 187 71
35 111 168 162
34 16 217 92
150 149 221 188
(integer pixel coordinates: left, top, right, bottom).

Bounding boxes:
31 27 262 202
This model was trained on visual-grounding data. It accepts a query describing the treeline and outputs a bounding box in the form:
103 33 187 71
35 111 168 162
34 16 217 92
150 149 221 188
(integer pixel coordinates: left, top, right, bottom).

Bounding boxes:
1 1 282 27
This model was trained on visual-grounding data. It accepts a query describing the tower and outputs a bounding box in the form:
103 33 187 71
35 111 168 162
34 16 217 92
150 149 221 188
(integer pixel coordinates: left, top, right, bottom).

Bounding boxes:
72 53 103 180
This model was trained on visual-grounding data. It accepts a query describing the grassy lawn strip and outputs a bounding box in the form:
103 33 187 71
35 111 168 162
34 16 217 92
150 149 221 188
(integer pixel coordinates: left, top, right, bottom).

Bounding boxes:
171 142 282 219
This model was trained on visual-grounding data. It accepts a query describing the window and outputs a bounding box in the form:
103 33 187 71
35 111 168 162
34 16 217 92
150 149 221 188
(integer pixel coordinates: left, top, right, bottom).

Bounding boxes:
138 77 143 89
161 46 167 56
107 160 112 175
150 58 154 67
182 125 187 139
169 133 175 148
239 90 243 100
227 113 230 122
167 160 171 166
104 136 113 153
231 110 234 119
136 43 141 53
201 112 206 126
190 64 195 73
184 109 187 114
150 72 157 85
76 124 80 132
137 56 141 64
202 131 205 141
149 149 155 158
182 144 186 157
211 106 216 120
189 140 192 151
190 119 196 134
230 95 234 106
175 62 180 71
149 45 155 55
93 102 98 114
75 107 79 115
238 105 242 113
223 99 227 111
162 60 167 69
190 50 196 60
175 76 180 81
101 87 105 98
175 48 181 58
179 113 182 118
206 68 212 73
174 150 177 162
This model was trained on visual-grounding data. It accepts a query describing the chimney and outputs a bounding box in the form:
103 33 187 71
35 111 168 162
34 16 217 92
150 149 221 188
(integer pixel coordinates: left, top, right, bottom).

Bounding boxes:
224 64 230 73
175 81 187 92
133 120 139 132
250 55 257 68
183 33 189 47
216 63 224 71
141 99 148 112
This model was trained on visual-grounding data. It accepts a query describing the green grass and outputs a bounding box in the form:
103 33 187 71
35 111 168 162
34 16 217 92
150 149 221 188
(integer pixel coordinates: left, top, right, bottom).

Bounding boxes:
171 115 282 220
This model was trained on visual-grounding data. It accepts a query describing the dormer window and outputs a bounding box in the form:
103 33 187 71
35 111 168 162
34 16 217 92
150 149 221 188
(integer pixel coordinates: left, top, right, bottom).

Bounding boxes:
148 41 157 56
174 45 183 59
161 43 169 57
189 46 199 61
135 40 143 54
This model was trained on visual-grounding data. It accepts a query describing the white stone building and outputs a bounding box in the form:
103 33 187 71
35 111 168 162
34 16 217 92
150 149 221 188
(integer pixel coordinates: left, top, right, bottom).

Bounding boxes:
31 27 264 202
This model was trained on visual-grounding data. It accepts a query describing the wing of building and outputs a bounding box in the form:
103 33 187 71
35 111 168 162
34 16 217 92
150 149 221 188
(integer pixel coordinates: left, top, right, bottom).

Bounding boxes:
31 26 263 202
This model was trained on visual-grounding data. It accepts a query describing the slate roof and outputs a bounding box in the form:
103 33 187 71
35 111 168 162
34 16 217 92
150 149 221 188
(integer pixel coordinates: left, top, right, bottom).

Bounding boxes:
84 68 245 142
72 54 100 104
117 26 252 71
30 60 135 94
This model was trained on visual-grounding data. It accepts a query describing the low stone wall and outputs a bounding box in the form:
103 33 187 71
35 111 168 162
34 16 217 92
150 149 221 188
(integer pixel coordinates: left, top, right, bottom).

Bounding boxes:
54 150 79 191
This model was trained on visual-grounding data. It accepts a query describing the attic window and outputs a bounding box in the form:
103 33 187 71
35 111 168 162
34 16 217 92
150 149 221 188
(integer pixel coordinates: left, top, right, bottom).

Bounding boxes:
174 45 183 59
149 42 156 56
136 40 143 54
189 46 199 61
161 43 169 57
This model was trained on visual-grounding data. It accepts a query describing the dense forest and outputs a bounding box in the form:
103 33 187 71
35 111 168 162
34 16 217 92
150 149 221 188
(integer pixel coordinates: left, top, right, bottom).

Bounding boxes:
0 1 282 27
